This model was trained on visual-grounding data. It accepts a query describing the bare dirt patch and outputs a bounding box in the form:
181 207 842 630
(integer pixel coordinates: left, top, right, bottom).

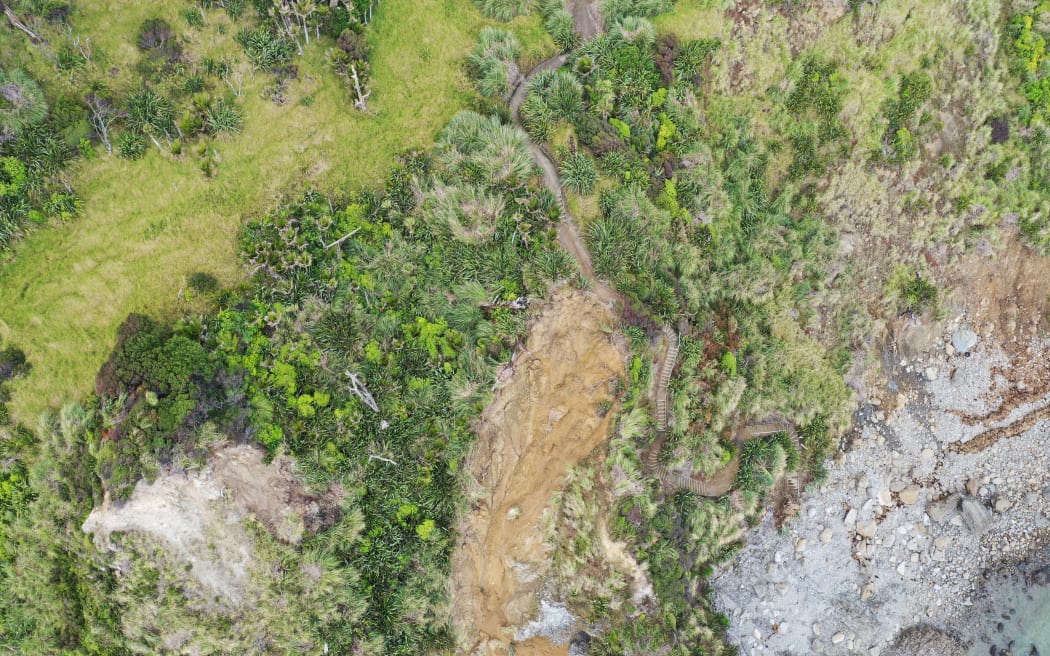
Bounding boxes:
83 443 327 607
451 287 627 656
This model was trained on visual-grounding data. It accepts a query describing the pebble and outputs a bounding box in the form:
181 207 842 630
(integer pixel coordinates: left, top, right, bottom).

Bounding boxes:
795 539 807 553
994 497 1013 513
900 485 921 505
844 508 858 526
813 623 823 636
820 528 833 544
832 632 845 644
856 520 878 538
967 478 979 495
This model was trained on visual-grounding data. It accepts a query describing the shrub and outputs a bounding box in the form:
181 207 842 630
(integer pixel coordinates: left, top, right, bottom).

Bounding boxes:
137 18 173 51
188 271 220 294
601 0 675 24
890 268 938 316
125 90 175 138
117 131 147 159
879 70 932 162
520 93 555 141
204 98 243 134
0 345 29 381
560 150 598 194
545 9 577 51
468 28 520 98
0 69 47 137
236 26 294 70
474 0 532 21
181 7 204 28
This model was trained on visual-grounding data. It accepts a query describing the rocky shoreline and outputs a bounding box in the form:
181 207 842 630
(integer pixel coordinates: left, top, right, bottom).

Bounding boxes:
713 322 1050 656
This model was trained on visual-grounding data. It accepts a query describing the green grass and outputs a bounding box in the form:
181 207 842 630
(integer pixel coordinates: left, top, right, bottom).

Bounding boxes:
0 0 530 422
651 0 731 40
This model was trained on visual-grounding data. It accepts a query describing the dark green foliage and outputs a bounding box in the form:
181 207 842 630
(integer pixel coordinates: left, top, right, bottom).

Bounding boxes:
545 9 578 52
181 6 204 28
560 149 598 194
781 55 849 178
528 68 584 121
601 0 675 24
125 89 176 140
674 37 720 85
879 70 932 162
798 415 832 483
116 130 147 159
0 345 29 381
188 271 220 294
204 97 243 134
893 269 938 316
237 26 294 70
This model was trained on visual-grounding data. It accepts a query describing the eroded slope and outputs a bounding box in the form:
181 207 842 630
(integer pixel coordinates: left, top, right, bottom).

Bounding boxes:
451 287 626 655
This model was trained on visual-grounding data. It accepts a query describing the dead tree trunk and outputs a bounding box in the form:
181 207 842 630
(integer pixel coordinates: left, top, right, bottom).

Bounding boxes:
1 2 41 42
350 64 370 111
346 371 379 412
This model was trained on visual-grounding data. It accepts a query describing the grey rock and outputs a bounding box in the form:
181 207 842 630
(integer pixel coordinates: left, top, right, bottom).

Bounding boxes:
961 499 992 534
951 327 979 353
927 494 960 523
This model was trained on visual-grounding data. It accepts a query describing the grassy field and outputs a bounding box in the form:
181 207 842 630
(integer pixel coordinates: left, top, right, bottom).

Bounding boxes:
0 0 553 422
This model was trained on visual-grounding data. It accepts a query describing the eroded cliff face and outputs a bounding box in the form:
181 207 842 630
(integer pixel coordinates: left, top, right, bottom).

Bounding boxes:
450 287 626 656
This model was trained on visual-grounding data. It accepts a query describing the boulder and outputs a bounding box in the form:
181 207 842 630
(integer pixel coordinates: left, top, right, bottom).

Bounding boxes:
951 327 979 353
961 499 992 534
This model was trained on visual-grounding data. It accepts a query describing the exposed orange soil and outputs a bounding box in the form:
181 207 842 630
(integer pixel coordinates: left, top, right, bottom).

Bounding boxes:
450 287 626 655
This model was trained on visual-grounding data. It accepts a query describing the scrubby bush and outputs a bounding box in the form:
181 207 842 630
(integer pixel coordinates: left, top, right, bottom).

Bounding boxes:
436 111 534 183
468 28 520 98
137 18 173 51
0 69 47 137
236 26 294 70
117 130 147 159
560 150 598 194
602 0 674 25
474 0 532 21
545 9 577 51
0 345 29 381
204 98 243 134
188 271 220 294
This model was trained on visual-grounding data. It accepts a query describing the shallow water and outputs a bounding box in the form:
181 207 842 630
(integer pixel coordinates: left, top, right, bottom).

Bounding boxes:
965 564 1050 655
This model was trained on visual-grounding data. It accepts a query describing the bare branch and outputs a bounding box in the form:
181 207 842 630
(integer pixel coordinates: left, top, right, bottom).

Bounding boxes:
350 64 370 112
1 1 41 43
368 454 397 465
323 227 360 250
345 371 379 412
